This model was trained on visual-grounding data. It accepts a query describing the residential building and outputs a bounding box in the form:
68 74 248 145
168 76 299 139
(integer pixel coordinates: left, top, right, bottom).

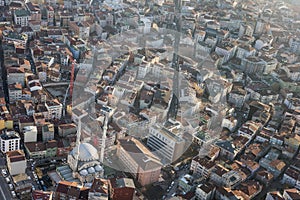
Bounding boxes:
232 180 262 200
0 130 20 153
45 100 63 119
6 150 26 175
8 83 22 103
54 181 89 200
195 182 215 200
23 126 37 143
42 123 54 142
178 174 193 193
89 178 109 200
283 188 300 200
109 178 135 200
190 156 215 178
58 123 77 137
32 190 53 200
282 166 300 187
265 191 284 200
14 9 30 27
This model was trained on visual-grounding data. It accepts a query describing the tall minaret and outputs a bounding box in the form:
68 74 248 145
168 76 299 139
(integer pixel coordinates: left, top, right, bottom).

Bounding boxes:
99 115 108 164
73 118 82 171
71 114 86 172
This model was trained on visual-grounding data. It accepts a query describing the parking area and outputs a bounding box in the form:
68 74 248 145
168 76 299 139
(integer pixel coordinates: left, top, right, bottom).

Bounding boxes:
0 168 17 199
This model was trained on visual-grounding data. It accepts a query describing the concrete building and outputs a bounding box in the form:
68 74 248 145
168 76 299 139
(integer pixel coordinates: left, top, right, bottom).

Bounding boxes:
195 183 216 200
8 83 22 103
190 156 215 178
42 123 54 142
45 100 63 119
89 178 109 200
54 181 89 200
23 126 37 143
117 137 162 186
14 9 30 27
6 150 26 176
147 123 185 164
0 130 20 153
109 178 135 200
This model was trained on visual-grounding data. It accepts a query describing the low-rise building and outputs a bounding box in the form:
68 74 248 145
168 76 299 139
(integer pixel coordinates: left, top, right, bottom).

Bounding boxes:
109 178 135 200
195 182 215 200
190 156 215 178
89 178 109 200
54 181 89 200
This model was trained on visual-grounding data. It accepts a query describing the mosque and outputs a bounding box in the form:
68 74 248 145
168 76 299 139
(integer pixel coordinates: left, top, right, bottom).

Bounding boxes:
56 115 104 184
67 142 104 183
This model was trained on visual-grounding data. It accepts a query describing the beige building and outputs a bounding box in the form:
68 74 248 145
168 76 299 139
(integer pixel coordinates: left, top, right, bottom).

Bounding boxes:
117 137 162 186
6 150 26 176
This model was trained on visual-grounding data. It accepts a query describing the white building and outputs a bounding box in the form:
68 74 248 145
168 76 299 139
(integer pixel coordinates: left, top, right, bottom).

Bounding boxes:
190 156 215 178
196 183 215 200
0 130 20 153
14 9 30 27
45 100 63 119
147 121 185 164
23 126 37 143
6 150 26 176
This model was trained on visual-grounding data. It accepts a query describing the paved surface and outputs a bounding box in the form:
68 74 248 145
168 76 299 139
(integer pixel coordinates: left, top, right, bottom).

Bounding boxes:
0 174 12 200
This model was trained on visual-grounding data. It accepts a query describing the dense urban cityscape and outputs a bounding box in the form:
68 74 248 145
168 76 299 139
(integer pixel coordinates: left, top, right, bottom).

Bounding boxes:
0 0 300 199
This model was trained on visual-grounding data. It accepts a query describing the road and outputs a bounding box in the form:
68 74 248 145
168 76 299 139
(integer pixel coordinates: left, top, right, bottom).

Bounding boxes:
164 166 190 199
0 174 13 200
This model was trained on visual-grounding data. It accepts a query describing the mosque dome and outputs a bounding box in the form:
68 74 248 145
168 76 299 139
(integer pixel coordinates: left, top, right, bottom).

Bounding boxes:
95 165 103 172
70 143 99 162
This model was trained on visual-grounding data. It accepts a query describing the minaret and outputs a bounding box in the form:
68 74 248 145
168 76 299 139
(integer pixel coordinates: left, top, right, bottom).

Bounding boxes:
73 118 82 171
100 115 108 164
167 0 182 120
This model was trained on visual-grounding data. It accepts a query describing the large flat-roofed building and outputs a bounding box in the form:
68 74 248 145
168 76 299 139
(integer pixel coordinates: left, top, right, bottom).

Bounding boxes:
117 136 162 186
147 122 185 164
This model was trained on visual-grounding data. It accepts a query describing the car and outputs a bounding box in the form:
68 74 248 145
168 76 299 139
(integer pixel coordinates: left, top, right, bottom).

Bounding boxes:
27 176 31 180
11 191 16 198
8 184 13 190
1 169 7 177
32 186 35 191
40 180 44 185
5 177 10 183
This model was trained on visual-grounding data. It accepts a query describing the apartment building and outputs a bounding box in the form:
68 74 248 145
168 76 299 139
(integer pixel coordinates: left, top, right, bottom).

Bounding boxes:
0 130 20 153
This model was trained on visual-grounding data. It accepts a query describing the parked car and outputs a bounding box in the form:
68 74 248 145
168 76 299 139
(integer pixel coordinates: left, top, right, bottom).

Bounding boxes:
11 191 16 198
1 169 7 177
8 184 13 190
5 177 10 183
